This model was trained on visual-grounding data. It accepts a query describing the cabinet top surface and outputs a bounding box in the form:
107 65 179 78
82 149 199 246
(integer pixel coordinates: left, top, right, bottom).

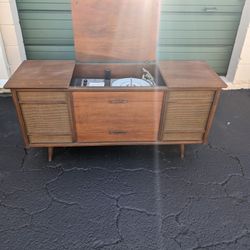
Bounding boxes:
4 60 75 89
5 60 227 90
159 61 227 89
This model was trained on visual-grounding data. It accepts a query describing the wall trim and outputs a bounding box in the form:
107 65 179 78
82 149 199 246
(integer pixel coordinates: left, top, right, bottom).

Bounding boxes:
10 0 26 61
226 0 250 83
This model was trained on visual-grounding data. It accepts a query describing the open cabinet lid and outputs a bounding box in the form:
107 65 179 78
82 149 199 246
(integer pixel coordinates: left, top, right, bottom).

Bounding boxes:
71 0 161 63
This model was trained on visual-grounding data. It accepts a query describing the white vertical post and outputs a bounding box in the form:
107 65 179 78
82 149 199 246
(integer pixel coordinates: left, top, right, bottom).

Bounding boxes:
0 31 10 88
226 0 250 85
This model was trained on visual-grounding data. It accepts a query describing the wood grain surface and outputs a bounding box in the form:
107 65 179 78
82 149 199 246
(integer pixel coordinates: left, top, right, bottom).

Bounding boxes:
159 61 227 89
71 0 160 62
5 60 75 89
73 91 163 142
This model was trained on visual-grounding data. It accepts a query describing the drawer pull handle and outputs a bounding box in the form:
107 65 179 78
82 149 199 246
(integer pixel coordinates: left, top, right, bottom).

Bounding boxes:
109 130 128 135
204 7 217 12
109 99 128 104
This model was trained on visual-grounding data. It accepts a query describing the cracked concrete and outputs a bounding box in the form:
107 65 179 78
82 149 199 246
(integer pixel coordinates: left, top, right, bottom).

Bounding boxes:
0 90 250 249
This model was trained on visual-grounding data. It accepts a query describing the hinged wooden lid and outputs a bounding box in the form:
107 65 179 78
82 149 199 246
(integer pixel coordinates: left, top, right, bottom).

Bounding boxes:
71 0 160 63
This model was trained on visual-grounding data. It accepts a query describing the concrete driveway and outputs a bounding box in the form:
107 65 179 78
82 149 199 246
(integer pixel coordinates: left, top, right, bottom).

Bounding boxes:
0 90 250 249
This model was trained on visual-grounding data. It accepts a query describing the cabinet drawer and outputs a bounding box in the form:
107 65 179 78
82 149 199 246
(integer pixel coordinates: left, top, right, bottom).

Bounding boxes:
21 103 72 134
163 132 203 142
73 91 163 142
74 101 162 131
78 130 158 142
29 135 72 144
18 91 67 103
168 91 214 103
73 91 163 103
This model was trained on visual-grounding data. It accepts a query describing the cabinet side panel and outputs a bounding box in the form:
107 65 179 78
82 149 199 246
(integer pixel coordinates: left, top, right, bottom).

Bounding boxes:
12 90 30 147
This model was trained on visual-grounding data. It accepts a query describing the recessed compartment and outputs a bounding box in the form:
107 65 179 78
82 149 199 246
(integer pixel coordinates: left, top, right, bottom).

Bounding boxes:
70 63 166 88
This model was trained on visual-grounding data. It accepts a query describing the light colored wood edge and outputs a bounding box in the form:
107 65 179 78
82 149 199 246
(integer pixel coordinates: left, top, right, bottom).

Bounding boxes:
27 132 72 136
29 140 202 147
12 90 30 148
164 129 205 133
180 144 185 159
48 147 54 162
159 90 169 140
203 90 221 143
19 101 67 104
67 92 76 142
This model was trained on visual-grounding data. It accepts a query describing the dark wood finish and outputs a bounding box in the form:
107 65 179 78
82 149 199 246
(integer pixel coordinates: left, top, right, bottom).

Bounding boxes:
48 147 54 162
73 91 163 142
159 61 227 89
4 60 75 89
71 0 160 62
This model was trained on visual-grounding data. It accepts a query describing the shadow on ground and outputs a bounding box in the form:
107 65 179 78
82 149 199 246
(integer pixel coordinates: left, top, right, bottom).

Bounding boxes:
0 90 250 249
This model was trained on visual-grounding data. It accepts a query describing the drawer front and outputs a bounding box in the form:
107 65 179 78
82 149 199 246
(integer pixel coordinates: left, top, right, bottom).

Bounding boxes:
73 92 163 142
29 135 72 144
168 91 214 103
21 103 72 135
77 131 157 142
73 91 163 103
163 132 203 141
18 91 67 103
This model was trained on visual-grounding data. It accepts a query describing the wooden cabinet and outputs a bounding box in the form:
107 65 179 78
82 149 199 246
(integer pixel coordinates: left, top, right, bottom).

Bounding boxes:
73 92 163 142
4 60 226 161
162 90 215 142
17 91 73 144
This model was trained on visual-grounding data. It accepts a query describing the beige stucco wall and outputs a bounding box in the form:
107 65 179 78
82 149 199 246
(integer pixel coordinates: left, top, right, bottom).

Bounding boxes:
0 31 9 79
0 0 26 83
234 24 250 84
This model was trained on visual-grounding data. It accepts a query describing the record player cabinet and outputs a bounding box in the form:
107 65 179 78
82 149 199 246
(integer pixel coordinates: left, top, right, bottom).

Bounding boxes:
4 0 226 161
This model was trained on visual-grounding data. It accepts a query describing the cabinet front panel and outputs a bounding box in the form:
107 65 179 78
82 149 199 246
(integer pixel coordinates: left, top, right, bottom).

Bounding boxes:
21 103 72 135
29 135 72 144
168 91 214 102
18 91 67 103
163 90 215 142
73 91 163 103
163 132 203 141
164 102 212 132
73 92 163 142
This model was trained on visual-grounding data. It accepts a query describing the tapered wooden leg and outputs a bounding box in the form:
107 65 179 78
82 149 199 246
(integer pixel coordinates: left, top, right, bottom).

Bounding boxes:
180 144 185 159
48 147 54 162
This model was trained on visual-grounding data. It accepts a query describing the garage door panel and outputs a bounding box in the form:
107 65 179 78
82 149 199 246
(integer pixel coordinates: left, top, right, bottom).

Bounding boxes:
159 0 245 75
